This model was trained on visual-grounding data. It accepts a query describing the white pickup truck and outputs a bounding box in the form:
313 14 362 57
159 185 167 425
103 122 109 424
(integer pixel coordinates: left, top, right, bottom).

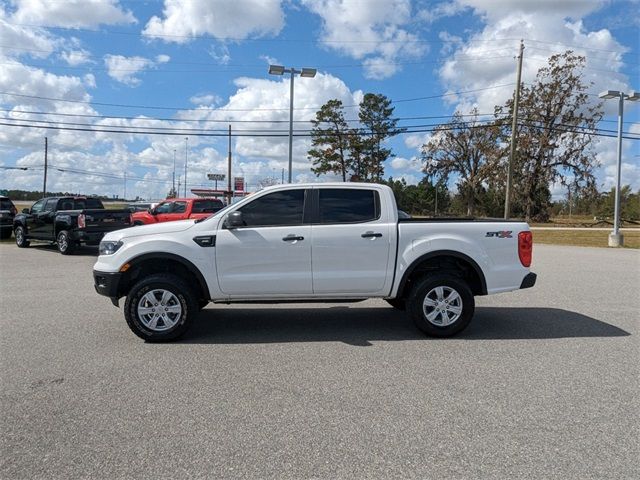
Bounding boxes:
93 183 536 341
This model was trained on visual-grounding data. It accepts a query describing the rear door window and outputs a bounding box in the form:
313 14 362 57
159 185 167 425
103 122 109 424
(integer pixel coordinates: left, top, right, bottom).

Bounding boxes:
317 189 379 224
192 199 223 213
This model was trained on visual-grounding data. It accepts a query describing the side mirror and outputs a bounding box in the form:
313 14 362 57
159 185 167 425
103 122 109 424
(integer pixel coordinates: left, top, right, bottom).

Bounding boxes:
149 208 156 215
22 208 29 214
226 211 244 228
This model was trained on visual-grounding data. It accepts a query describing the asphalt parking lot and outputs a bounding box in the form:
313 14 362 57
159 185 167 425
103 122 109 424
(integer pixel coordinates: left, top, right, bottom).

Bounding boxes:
1 242 638 479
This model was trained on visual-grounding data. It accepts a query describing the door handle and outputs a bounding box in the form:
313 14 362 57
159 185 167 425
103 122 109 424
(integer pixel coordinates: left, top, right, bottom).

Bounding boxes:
282 235 304 242
361 232 382 238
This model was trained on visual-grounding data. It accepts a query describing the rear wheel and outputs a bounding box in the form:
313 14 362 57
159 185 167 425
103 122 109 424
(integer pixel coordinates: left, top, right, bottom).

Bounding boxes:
56 230 76 255
15 226 29 248
124 273 197 342
407 274 474 337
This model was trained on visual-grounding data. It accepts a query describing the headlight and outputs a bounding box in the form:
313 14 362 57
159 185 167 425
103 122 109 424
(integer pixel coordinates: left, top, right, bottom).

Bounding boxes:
99 240 123 255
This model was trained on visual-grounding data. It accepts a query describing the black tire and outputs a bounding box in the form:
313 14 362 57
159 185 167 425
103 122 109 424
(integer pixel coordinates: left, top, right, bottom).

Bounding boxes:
56 230 76 255
0 229 12 240
124 273 197 342
133 221 144 226
385 298 406 310
407 274 474 337
199 299 209 310
15 226 29 248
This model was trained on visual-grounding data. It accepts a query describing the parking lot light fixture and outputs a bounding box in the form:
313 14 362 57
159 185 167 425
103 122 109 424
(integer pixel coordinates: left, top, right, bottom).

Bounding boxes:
268 65 285 75
268 64 317 183
598 88 639 247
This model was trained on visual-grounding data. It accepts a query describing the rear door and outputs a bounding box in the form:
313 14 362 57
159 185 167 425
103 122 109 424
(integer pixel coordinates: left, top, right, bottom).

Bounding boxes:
215 189 312 296
311 187 393 295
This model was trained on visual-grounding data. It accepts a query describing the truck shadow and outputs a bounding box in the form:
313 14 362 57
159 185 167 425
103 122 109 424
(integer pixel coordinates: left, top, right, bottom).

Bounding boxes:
29 243 99 257
182 306 630 346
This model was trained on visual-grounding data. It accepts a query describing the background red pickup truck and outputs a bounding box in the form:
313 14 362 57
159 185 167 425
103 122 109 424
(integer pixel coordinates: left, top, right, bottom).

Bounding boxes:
131 198 224 225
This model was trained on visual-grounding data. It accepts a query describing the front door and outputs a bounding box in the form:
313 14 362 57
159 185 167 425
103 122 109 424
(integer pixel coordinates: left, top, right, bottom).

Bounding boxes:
311 187 393 295
215 189 312 296
26 199 46 238
157 200 187 222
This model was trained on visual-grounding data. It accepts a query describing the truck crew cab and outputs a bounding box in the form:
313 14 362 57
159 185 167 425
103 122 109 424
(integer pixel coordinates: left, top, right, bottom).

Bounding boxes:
93 183 536 341
14 196 132 254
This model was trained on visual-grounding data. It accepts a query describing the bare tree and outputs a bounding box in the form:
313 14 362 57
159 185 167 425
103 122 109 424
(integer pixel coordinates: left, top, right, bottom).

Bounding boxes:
421 109 501 216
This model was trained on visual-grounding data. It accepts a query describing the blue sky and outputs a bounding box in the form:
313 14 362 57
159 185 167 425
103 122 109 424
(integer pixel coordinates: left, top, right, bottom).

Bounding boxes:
0 0 638 200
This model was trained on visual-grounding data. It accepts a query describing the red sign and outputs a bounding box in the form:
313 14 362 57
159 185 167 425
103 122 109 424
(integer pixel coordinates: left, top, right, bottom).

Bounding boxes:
234 177 245 192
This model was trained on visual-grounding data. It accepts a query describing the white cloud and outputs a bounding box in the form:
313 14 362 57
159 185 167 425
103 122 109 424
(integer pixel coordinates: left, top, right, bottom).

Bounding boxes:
438 2 631 115
60 49 92 66
11 0 135 28
209 45 230 65
390 156 422 172
303 0 427 79
417 1 468 24
0 8 57 58
143 0 284 43
103 54 169 86
189 93 222 106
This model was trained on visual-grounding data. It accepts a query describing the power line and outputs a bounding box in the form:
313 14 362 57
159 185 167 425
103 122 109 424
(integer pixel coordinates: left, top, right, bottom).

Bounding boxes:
1 118 637 140
0 84 516 111
1 108 631 128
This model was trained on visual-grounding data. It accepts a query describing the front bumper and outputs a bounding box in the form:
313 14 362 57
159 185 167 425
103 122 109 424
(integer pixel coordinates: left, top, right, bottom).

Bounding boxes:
94 270 122 304
520 272 537 289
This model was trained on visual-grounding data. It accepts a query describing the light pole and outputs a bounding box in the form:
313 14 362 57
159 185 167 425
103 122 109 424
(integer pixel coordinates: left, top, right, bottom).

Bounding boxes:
184 137 188 197
268 64 317 183
598 89 639 247
172 149 176 196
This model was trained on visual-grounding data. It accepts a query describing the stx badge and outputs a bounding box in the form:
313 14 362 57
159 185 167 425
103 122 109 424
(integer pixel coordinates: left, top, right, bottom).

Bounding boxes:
486 231 513 238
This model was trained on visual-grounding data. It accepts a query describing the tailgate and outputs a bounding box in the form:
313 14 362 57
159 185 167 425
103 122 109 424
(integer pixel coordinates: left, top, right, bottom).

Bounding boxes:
82 209 131 232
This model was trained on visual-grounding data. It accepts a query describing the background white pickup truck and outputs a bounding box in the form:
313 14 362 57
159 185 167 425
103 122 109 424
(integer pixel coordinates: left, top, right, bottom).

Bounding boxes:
94 183 536 341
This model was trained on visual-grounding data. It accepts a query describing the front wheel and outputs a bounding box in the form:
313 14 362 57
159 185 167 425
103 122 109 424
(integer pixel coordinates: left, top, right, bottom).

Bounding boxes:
407 274 474 337
56 230 76 255
124 274 197 342
15 226 29 248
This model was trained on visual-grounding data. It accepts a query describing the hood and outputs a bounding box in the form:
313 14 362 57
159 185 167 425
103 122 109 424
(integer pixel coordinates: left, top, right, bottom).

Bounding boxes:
103 219 196 242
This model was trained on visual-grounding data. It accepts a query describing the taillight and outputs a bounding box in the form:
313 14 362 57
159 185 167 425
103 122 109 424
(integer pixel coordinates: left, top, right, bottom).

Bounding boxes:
518 231 533 267
78 213 86 229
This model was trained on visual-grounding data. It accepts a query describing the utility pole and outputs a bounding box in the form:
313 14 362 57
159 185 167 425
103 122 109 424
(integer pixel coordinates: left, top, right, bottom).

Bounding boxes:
504 39 524 219
42 136 48 198
184 137 188 197
434 184 438 217
227 124 232 205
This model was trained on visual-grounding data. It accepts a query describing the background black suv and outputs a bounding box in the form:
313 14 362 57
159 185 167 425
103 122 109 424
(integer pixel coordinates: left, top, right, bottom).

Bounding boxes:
0 196 17 239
